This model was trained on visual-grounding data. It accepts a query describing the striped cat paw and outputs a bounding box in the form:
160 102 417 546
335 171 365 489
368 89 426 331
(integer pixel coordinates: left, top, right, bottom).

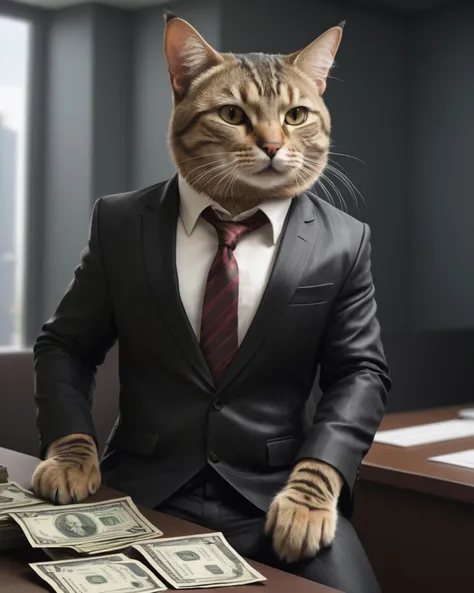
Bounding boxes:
265 460 343 563
32 434 101 505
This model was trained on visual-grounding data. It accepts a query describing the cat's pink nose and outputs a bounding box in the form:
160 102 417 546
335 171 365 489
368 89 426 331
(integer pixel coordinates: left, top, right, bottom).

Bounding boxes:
260 142 282 159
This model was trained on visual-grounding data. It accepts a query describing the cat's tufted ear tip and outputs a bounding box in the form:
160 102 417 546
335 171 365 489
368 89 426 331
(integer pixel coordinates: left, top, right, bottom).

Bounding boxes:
337 20 346 30
163 9 179 25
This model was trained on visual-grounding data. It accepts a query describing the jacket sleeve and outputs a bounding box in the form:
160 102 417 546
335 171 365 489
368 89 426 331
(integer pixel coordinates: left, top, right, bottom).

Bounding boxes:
34 198 117 457
295 222 391 515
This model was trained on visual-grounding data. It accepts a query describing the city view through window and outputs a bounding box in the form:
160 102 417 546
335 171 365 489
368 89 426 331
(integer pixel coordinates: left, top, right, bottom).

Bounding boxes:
0 16 30 348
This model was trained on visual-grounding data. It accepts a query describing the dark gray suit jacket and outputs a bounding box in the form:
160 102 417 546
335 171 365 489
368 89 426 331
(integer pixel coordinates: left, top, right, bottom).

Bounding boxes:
34 175 391 516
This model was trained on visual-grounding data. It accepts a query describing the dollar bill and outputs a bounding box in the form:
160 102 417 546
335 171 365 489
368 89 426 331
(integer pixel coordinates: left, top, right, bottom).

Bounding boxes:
0 482 45 514
0 483 50 551
0 465 8 483
134 533 266 589
42 547 79 561
71 535 163 555
9 497 162 550
30 554 168 593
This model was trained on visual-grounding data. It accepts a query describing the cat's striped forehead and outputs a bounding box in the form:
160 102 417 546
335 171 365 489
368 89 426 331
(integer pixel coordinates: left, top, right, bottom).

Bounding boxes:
234 53 287 99
192 51 316 114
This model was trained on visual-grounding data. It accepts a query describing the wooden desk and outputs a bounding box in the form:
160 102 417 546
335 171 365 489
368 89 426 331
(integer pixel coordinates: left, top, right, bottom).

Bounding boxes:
0 448 340 593
353 406 474 593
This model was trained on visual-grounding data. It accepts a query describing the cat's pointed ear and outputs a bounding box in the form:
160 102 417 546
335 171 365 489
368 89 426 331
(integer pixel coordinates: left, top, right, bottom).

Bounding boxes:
288 23 344 95
164 13 222 98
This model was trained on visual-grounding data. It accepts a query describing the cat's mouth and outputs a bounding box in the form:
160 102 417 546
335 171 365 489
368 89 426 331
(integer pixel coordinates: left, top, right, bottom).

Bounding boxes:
242 163 294 189
254 163 283 176
255 165 278 175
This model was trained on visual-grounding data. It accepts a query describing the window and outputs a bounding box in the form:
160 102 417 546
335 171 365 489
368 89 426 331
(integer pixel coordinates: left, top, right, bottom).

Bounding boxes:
0 16 30 348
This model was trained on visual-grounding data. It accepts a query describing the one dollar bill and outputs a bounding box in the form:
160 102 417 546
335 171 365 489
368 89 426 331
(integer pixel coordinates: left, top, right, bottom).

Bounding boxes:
30 554 168 593
9 497 162 549
134 532 266 589
0 482 45 515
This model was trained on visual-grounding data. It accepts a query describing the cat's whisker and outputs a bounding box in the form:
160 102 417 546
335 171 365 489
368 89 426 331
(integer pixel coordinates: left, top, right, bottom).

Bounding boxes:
300 160 337 209
327 159 367 208
322 173 348 213
176 151 243 164
313 180 346 240
186 158 232 179
207 167 238 210
325 166 362 212
228 169 240 202
315 178 336 210
326 74 344 83
290 166 300 194
200 163 236 194
214 165 238 199
188 164 229 187
189 161 231 187
327 157 351 176
304 160 349 213
303 156 365 213
325 163 367 209
327 151 365 164
310 181 338 240
289 166 301 194
223 167 239 200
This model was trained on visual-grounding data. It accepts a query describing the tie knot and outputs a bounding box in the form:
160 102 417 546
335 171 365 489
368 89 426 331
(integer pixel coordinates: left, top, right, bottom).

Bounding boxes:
202 207 268 251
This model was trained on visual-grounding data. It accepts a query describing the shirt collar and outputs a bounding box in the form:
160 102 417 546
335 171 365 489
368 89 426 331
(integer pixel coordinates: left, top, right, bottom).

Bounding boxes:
178 175 292 245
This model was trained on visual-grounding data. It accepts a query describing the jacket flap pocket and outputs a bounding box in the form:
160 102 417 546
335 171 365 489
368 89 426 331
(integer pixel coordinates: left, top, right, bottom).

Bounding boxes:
290 283 335 305
111 426 159 457
267 437 300 467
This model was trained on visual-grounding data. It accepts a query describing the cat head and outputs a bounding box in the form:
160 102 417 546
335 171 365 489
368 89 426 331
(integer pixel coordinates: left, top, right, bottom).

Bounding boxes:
164 12 343 208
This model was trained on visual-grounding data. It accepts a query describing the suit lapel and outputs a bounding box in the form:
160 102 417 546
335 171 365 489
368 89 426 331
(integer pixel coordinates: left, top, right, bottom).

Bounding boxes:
218 193 319 392
141 175 214 389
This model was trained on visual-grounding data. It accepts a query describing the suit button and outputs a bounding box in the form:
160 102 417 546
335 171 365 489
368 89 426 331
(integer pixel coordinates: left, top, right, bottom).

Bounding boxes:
209 452 219 463
213 398 223 411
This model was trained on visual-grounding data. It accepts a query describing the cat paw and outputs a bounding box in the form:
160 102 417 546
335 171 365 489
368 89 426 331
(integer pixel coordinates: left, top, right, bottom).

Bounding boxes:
32 434 101 505
265 489 338 563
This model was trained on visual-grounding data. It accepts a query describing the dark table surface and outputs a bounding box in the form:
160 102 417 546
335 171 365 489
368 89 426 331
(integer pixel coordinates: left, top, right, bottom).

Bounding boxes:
362 405 474 503
0 447 341 593
354 406 474 593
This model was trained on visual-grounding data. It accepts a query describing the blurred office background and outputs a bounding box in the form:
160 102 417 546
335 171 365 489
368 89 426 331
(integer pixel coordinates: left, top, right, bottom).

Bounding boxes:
0 0 473 446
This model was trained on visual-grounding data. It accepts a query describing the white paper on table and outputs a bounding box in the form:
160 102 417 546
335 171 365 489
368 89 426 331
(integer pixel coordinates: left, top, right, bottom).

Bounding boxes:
428 449 474 469
373 420 474 447
458 408 474 420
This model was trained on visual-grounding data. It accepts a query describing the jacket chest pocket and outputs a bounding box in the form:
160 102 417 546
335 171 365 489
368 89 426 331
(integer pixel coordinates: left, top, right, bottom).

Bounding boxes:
290 283 335 306
267 436 301 468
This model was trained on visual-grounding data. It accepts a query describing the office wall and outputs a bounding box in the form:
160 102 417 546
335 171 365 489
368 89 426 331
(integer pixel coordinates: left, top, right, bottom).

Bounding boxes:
131 0 222 188
408 2 474 330
39 5 134 324
220 0 408 333
92 4 133 199
42 5 96 319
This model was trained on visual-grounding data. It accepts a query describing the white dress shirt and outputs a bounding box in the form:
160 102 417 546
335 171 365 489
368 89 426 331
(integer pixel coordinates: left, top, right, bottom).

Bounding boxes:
176 175 292 345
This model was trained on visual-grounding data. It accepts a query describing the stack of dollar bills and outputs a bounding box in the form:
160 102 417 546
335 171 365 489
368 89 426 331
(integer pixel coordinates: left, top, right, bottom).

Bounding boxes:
0 465 8 483
8 496 163 555
0 482 50 550
30 533 266 592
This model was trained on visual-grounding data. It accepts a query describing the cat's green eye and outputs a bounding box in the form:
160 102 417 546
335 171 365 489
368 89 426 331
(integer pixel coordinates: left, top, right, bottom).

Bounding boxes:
219 105 246 125
285 107 308 126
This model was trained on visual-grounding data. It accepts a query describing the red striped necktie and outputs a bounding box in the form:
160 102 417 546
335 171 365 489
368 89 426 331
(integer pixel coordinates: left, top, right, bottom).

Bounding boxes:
200 206 268 384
